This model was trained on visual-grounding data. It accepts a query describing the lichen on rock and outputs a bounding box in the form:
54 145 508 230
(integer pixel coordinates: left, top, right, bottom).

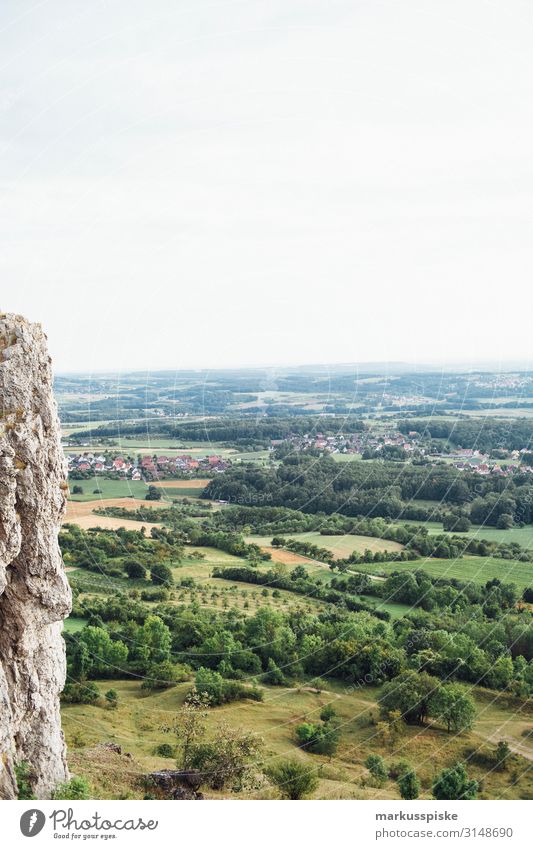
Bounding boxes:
0 313 71 799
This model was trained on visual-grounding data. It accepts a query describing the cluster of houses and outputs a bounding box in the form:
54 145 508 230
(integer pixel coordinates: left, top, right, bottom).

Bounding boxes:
139 453 229 479
66 451 230 481
270 432 533 477
270 430 417 456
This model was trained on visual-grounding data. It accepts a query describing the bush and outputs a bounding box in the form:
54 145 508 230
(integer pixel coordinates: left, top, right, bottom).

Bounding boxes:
72 485 83 495
296 720 340 757
141 660 189 691
194 668 263 705
365 754 388 784
104 688 118 709
124 559 147 580
266 759 319 800
61 681 100 705
154 743 175 758
432 762 478 800
15 762 35 800
495 740 511 771
398 769 420 800
53 776 91 800
263 658 287 686
319 705 337 723
150 562 173 587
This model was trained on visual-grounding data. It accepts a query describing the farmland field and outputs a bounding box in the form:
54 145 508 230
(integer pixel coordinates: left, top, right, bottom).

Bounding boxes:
68 479 149 501
395 519 533 549
356 554 533 591
248 532 404 559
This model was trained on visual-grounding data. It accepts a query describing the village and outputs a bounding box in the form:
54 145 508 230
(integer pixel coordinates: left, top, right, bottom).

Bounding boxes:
65 451 230 481
271 430 533 477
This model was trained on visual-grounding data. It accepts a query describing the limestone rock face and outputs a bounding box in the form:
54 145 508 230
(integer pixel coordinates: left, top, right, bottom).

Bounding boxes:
0 313 71 799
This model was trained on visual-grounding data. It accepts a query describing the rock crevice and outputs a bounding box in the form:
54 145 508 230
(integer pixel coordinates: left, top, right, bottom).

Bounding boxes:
0 313 71 799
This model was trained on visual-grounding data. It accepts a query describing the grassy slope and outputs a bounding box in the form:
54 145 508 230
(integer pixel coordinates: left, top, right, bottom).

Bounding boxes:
62 680 533 800
354 555 533 590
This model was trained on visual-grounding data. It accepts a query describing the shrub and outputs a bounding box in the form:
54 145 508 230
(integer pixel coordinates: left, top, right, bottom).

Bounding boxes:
15 762 35 800
53 776 91 800
398 769 420 800
104 688 118 709
266 759 319 800
365 754 388 784
154 743 175 758
61 681 100 705
495 740 511 771
124 559 147 580
141 660 189 691
432 762 478 800
150 562 173 586
296 720 340 757
319 705 337 723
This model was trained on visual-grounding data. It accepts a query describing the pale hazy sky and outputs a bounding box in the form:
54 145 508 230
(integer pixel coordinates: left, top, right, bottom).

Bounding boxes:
1 0 532 373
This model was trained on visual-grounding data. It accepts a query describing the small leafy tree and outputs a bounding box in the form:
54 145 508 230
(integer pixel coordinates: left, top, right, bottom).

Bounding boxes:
104 688 118 709
124 559 147 580
266 759 319 799
365 754 388 785
188 723 263 791
495 740 511 771
166 689 210 769
431 684 476 733
150 562 173 586
398 769 420 800
432 762 478 800
146 485 162 501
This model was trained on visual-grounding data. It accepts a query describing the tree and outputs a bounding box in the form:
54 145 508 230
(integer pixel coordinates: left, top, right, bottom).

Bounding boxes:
398 769 420 800
365 754 388 784
124 559 147 580
104 689 118 709
296 719 340 757
430 684 476 733
266 759 319 800
379 671 439 725
150 562 173 587
146 485 162 501
137 615 172 663
167 689 210 770
188 722 263 791
72 485 84 495
141 660 184 691
495 740 511 771
432 762 478 800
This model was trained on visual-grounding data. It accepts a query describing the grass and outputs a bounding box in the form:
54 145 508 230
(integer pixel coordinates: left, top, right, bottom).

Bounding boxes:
395 519 533 550
68 479 149 501
61 678 533 800
248 532 404 559
355 555 533 591
63 617 88 633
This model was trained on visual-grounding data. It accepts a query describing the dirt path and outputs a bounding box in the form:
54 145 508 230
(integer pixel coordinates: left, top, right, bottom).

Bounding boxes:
481 732 533 763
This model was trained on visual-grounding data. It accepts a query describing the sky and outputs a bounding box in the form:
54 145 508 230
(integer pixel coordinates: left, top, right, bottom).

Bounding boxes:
1 0 532 373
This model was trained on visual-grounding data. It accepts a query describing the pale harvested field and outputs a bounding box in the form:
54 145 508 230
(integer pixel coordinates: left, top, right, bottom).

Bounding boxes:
261 546 318 565
151 478 211 489
63 498 161 532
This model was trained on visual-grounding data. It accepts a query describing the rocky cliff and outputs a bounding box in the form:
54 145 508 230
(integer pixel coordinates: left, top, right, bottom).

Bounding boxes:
0 313 71 799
